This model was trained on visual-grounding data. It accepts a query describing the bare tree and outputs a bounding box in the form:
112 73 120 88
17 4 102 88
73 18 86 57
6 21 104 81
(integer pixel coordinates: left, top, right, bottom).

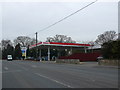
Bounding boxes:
14 36 37 47
1 40 13 59
117 33 120 40
46 34 76 43
46 37 54 42
1 39 13 49
30 38 36 45
95 31 117 45
77 40 96 45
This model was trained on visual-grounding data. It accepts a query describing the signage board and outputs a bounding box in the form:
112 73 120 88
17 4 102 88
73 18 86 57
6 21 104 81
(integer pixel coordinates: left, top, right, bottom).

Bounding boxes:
21 47 27 57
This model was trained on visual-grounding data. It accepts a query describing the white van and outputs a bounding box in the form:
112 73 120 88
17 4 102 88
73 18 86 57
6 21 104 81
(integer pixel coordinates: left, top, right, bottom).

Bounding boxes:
7 55 12 61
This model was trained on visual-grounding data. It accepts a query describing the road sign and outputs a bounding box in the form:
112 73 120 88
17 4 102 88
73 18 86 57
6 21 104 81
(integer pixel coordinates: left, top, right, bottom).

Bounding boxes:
21 47 27 58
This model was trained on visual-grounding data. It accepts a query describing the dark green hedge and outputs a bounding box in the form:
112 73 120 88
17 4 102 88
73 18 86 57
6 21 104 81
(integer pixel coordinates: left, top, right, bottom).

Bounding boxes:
101 40 120 60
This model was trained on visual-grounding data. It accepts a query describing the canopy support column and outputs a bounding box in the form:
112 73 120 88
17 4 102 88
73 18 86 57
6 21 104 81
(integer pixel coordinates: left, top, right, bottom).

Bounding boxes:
48 47 50 61
84 46 87 53
70 47 73 55
39 49 41 61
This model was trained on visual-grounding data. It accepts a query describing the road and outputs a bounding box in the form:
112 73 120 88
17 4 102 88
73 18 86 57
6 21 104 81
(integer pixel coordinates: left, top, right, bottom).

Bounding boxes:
2 60 118 88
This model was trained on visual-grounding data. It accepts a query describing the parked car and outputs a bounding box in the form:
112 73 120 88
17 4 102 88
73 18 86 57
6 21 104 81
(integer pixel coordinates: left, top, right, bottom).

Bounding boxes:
96 56 103 61
26 57 34 60
7 55 12 61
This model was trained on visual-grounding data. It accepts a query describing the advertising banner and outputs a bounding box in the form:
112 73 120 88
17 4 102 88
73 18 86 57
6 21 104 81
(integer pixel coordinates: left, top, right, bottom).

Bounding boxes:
21 47 27 58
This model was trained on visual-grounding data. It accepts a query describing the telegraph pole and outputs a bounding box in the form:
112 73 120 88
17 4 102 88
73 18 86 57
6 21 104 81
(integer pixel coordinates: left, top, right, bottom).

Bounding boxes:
35 32 38 60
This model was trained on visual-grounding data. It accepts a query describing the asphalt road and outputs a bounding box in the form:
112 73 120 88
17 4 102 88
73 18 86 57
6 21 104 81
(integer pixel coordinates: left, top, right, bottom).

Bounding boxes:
2 60 118 88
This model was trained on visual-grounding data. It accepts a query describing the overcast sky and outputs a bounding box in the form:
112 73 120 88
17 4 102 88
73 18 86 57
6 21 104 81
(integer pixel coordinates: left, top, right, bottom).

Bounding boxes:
0 0 118 43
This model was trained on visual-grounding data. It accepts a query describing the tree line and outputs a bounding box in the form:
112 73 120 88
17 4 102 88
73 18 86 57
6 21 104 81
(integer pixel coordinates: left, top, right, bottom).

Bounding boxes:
0 35 76 60
95 31 119 60
1 36 37 59
0 31 119 60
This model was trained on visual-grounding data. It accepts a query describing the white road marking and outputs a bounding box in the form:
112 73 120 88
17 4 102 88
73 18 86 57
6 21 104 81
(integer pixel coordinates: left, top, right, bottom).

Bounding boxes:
2 70 23 73
35 73 73 88
4 67 8 70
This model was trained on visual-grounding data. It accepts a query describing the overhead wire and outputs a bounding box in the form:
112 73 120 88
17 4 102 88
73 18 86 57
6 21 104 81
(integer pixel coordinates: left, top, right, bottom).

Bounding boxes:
36 0 98 33
26 0 97 38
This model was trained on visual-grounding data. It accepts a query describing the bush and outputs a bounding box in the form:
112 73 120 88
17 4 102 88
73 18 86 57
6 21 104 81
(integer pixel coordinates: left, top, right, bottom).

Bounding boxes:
102 40 120 60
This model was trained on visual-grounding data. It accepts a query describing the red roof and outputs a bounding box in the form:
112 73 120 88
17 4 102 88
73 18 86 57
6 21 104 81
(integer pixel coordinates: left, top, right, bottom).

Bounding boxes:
49 42 90 46
29 42 91 48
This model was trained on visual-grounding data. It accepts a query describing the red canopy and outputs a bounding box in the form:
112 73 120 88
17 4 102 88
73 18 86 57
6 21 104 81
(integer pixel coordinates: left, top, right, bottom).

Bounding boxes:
29 42 91 49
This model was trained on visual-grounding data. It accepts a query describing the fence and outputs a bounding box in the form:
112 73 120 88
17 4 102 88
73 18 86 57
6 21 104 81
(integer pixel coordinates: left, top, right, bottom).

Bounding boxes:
59 52 101 62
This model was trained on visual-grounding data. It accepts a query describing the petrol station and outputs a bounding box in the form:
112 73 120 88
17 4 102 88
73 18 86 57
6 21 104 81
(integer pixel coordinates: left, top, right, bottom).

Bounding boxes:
29 42 91 61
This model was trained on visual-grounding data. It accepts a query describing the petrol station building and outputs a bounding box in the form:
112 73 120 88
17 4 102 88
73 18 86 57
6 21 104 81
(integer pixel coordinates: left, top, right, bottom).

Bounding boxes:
29 42 91 61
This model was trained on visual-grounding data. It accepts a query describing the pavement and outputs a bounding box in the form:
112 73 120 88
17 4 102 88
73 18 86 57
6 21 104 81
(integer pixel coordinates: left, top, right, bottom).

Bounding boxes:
2 60 119 88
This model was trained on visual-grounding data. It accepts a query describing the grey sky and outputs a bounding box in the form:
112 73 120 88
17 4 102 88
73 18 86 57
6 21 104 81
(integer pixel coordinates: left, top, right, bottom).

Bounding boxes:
1 1 118 42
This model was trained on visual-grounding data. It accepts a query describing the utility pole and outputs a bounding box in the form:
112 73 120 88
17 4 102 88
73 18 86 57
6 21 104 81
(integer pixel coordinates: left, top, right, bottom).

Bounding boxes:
35 32 38 60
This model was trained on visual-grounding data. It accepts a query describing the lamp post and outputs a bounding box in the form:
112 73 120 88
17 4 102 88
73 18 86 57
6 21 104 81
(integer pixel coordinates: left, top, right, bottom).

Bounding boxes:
35 32 38 60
